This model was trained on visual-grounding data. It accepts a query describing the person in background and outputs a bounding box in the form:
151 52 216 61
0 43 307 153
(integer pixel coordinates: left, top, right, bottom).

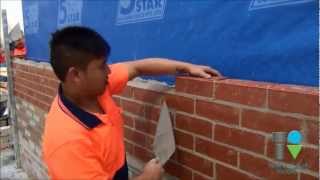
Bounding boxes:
8 23 26 59
10 37 26 59
0 47 5 64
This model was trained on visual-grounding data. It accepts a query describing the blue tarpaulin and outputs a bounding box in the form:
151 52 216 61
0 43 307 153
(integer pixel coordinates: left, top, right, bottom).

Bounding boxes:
22 0 318 86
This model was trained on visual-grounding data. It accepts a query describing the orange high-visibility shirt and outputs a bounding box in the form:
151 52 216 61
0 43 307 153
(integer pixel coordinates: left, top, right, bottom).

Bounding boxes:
42 63 129 180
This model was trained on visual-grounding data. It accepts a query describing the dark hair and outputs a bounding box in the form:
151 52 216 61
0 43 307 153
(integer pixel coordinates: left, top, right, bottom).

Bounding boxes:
49 26 110 81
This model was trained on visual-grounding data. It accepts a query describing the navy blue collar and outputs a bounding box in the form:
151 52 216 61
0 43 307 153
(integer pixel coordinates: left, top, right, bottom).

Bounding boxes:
58 85 103 129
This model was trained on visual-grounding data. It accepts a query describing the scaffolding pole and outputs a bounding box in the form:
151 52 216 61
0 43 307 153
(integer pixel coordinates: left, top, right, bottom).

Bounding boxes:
1 9 21 168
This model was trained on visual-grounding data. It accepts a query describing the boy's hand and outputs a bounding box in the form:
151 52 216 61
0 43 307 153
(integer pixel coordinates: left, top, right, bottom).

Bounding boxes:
125 58 223 80
186 64 221 78
134 158 164 180
142 158 164 180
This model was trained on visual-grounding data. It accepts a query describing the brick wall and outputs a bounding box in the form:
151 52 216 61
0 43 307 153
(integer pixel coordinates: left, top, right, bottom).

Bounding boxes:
12 59 319 180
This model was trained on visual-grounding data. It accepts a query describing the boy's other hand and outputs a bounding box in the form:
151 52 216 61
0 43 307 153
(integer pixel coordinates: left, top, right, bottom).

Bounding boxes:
135 158 164 180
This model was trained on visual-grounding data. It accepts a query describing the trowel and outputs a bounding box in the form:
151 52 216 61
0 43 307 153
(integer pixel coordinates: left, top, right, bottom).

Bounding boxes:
153 101 176 165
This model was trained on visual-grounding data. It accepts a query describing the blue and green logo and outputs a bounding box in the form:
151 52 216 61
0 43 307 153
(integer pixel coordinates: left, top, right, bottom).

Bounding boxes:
287 130 302 159
272 130 303 160
271 130 306 174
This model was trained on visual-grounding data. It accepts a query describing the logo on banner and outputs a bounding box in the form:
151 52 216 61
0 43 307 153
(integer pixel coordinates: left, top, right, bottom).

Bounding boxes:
57 0 83 28
25 2 39 34
116 0 167 25
249 0 314 10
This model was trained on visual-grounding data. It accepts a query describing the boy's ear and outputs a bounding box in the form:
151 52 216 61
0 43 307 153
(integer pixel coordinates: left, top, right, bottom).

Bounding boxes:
65 67 82 84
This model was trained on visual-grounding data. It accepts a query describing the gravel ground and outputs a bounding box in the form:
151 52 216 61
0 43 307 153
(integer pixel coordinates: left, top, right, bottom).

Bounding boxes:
0 147 29 180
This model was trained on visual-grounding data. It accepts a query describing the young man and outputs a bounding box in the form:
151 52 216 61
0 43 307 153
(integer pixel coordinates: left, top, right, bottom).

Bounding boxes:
42 26 221 180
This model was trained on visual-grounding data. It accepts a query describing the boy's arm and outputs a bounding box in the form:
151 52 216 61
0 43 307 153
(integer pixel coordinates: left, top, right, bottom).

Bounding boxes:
122 58 222 80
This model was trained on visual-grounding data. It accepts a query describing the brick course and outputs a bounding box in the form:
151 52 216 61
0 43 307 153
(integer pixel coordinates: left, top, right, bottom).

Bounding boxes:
12 60 319 180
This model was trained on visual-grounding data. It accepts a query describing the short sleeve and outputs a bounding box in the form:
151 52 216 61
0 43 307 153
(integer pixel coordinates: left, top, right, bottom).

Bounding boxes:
107 63 129 95
46 140 112 180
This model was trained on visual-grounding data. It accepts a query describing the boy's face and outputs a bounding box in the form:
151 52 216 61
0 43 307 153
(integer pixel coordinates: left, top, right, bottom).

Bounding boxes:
79 58 110 96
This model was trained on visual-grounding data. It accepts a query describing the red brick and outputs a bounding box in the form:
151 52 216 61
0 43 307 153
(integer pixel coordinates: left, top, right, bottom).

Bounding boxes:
24 87 35 100
134 146 153 163
122 114 134 128
133 87 163 105
195 138 237 166
23 93 31 103
13 89 20 96
124 127 146 146
145 136 154 151
38 76 50 84
15 78 28 90
176 149 213 177
19 64 28 72
48 79 59 89
175 113 212 138
14 69 23 76
36 92 54 105
240 153 297 179
26 65 36 73
30 74 40 82
13 76 23 85
216 164 259 180
215 125 265 154
268 86 318 116
122 100 145 116
36 100 50 112
119 86 132 98
35 66 44 74
15 63 23 70
18 93 26 101
43 69 57 79
215 79 267 107
306 120 318 145
174 130 194 150
165 94 194 113
242 109 302 133
28 80 40 91
193 173 211 180
19 63 27 70
14 84 27 97
124 140 134 155
176 76 214 97
20 71 33 81
300 173 318 180
164 161 192 180
196 100 239 125
145 105 160 122
267 140 318 172
112 96 121 106
135 119 156 136
43 86 57 97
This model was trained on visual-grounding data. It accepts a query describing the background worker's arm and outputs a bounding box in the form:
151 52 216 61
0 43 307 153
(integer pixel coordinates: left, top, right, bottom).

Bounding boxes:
123 58 222 80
